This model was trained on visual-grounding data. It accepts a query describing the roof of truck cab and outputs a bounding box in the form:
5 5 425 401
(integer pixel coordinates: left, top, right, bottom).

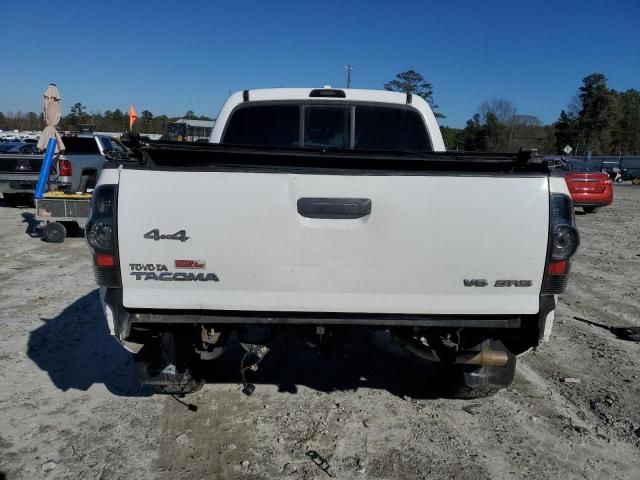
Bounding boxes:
243 88 413 104
210 87 446 151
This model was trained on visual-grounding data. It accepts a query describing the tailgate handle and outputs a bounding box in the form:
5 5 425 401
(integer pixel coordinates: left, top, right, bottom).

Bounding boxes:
297 197 372 219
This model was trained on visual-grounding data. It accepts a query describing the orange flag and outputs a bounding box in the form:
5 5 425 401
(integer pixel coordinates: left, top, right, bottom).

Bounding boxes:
129 105 137 129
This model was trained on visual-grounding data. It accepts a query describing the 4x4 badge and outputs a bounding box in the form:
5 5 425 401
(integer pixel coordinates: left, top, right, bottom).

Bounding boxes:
143 229 189 242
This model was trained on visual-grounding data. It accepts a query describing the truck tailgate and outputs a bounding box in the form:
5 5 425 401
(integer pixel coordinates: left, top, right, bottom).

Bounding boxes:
117 169 549 315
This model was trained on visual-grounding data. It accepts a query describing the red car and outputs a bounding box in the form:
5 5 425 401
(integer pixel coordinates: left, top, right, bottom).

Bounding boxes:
561 159 613 213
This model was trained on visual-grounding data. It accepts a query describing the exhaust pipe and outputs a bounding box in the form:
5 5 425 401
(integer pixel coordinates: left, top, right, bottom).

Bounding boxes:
405 343 509 367
453 350 509 367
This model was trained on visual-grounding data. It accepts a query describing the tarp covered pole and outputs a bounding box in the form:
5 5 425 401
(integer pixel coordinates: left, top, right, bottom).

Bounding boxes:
34 138 57 199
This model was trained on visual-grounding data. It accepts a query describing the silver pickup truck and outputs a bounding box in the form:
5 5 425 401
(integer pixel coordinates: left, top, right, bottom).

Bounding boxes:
54 134 129 194
0 134 128 206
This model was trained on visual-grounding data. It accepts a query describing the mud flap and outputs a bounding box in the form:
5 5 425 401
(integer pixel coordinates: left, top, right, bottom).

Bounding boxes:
537 296 557 342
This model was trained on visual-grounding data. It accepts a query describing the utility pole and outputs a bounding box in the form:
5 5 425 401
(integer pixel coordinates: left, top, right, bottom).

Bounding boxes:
345 64 354 89
507 107 516 152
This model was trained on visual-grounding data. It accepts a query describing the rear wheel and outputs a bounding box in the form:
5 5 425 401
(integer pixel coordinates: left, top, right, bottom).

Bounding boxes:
134 331 204 395
583 206 599 214
441 339 516 399
78 174 97 193
144 367 204 395
43 221 66 243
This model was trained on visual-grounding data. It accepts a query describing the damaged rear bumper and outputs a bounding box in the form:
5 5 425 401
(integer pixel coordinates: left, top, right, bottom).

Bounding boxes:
100 288 557 351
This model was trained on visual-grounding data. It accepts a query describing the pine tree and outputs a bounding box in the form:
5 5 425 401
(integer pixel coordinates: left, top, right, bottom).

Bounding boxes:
384 70 444 118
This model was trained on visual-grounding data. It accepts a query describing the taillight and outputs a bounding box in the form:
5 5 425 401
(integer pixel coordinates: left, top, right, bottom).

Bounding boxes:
542 194 579 295
86 185 120 287
59 158 72 176
95 252 116 267
547 259 568 275
87 220 115 251
551 225 579 260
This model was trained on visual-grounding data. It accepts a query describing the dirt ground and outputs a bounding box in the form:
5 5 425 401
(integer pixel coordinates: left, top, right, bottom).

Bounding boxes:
0 186 638 480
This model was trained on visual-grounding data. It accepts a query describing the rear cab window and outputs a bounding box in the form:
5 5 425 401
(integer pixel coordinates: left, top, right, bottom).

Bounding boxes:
61 136 100 154
355 106 430 151
222 102 432 152
222 105 299 147
304 107 350 148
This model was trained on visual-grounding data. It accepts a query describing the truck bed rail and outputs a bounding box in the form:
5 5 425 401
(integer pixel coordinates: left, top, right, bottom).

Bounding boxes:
114 141 547 174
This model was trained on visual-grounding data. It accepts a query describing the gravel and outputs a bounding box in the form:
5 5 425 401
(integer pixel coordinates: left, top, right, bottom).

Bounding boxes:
0 186 639 479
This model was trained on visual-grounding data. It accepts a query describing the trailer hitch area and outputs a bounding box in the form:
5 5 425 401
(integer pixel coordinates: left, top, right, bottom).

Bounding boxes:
239 344 270 396
197 326 228 361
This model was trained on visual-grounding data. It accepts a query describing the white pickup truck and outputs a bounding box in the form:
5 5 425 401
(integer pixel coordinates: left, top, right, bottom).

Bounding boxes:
87 88 579 398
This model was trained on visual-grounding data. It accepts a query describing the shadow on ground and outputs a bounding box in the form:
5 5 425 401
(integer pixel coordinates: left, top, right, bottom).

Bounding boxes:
201 330 448 400
26 290 454 400
21 212 42 238
27 289 151 397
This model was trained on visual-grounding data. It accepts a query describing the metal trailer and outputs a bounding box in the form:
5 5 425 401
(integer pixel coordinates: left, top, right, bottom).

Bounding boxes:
35 191 92 242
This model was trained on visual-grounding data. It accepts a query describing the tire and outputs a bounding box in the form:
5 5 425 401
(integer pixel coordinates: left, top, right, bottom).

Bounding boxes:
446 381 506 399
134 332 204 395
632 178 640 185
583 206 599 214
441 340 516 399
444 368 513 399
43 221 66 243
78 174 97 193
134 359 204 395
152 375 204 395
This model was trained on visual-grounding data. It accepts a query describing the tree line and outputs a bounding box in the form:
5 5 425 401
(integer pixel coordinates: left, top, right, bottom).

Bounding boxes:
0 105 213 135
384 70 640 155
554 74 640 155
2 72 638 154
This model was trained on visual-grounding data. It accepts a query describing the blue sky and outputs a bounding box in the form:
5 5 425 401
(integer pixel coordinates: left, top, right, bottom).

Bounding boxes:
1 0 638 128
